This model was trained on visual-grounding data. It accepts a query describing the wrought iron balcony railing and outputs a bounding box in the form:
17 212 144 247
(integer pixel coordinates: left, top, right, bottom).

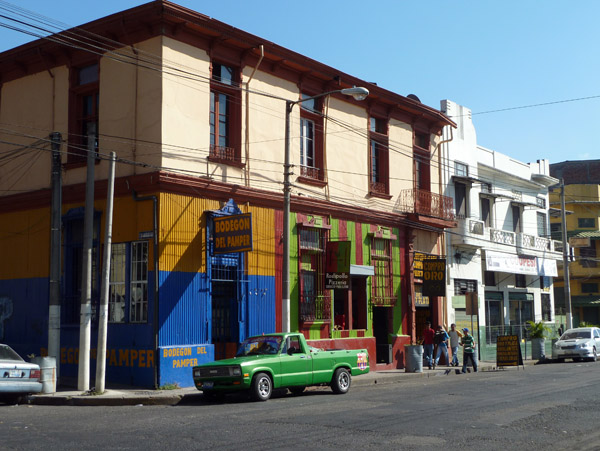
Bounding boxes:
398 188 454 221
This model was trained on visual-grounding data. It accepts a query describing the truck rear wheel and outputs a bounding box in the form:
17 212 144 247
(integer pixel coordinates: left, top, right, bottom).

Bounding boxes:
250 372 272 401
331 367 351 394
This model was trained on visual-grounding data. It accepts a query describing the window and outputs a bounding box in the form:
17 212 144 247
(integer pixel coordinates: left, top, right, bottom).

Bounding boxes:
536 197 546 208
580 243 598 268
209 63 241 164
369 116 389 196
511 205 522 233
578 218 595 228
581 283 599 293
541 294 552 321
371 238 396 306
537 212 548 237
299 93 324 182
455 161 468 177
130 241 149 323
454 279 477 295
480 196 492 227
455 182 467 219
515 274 526 288
414 132 430 192
298 226 330 321
540 276 551 290
550 222 562 240
484 271 496 286
109 243 127 323
63 208 100 324
69 62 99 164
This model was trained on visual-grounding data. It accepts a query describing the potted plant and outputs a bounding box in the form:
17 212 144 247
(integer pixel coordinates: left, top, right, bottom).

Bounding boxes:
404 338 423 373
526 320 551 360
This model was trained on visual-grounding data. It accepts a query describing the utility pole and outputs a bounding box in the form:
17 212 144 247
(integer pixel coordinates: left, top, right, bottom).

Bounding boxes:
48 132 62 376
560 179 573 329
96 152 115 393
78 138 95 391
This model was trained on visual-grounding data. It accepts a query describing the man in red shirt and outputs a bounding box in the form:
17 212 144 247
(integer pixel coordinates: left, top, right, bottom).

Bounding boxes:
422 321 435 370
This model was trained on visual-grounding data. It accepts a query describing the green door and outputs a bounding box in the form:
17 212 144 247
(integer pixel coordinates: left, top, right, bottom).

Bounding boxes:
279 336 311 386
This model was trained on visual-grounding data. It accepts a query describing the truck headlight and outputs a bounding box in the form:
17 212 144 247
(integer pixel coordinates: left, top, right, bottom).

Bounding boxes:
232 367 241 376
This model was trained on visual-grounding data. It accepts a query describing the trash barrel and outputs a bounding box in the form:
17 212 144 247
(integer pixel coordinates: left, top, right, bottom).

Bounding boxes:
404 345 423 373
31 356 57 394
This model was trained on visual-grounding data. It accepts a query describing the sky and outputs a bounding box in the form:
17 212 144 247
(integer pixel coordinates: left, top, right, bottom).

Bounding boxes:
1 0 598 166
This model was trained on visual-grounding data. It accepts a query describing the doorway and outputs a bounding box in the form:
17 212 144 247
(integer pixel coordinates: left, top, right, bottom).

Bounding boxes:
373 306 391 363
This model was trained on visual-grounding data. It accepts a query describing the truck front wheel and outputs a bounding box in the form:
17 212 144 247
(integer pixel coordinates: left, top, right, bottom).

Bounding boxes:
251 372 272 401
331 367 351 394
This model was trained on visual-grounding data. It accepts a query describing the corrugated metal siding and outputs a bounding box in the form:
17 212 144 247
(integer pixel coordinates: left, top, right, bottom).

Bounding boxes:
158 270 209 346
0 209 50 279
246 206 276 277
275 209 283 332
159 193 219 274
246 275 276 336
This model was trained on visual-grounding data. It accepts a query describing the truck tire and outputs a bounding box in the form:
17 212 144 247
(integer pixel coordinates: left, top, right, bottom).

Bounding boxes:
251 372 272 401
331 367 351 394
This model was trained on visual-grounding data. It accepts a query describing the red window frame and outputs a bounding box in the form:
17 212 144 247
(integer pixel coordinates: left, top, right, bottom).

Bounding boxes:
413 131 431 192
370 237 396 306
298 93 325 185
298 226 331 322
368 116 389 197
68 62 99 166
209 62 242 167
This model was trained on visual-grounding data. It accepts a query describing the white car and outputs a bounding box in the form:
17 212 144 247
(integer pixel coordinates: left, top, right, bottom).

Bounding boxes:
552 327 600 362
0 344 42 404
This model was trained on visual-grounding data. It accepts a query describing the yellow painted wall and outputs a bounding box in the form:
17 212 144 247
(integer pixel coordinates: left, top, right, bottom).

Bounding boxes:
0 208 50 279
159 193 275 276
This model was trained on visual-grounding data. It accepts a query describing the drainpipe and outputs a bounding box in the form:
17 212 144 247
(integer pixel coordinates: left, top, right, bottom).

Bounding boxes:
434 126 453 328
244 45 264 186
132 190 159 388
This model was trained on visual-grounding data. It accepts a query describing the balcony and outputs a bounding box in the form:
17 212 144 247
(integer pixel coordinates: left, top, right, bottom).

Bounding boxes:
209 144 243 167
518 233 552 252
398 189 455 221
299 293 331 322
490 228 516 245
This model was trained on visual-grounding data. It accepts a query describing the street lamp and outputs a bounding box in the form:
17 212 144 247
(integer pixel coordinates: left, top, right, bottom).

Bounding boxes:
281 86 369 333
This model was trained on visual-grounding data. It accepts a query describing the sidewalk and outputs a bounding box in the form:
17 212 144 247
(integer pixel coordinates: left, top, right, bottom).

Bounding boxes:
29 359 534 406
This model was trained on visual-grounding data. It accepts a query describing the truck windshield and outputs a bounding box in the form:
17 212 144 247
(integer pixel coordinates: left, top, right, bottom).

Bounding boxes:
236 336 282 357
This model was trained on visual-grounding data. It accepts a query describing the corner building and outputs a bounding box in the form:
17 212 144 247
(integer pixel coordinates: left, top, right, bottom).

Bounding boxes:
0 1 455 387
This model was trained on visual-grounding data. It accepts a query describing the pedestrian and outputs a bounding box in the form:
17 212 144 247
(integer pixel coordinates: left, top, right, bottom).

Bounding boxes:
422 321 435 370
460 327 478 373
433 325 450 369
448 323 462 367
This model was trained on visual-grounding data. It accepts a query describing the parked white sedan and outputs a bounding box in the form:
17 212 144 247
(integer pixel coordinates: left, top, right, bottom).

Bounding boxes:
552 327 600 362
0 344 42 404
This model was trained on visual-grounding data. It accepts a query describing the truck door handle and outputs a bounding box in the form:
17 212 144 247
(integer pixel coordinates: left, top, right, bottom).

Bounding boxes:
300 355 306 359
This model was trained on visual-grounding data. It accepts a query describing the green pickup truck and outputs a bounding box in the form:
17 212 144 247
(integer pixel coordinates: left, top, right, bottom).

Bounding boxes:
192 333 369 401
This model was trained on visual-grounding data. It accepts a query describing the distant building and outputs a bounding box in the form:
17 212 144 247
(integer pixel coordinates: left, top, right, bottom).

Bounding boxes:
0 2 455 387
550 160 600 326
440 100 562 351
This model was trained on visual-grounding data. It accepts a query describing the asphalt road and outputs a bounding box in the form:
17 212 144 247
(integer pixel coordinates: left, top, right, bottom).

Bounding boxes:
2 361 600 450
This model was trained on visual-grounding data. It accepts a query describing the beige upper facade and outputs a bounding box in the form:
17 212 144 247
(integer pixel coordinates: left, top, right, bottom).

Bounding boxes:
0 1 454 226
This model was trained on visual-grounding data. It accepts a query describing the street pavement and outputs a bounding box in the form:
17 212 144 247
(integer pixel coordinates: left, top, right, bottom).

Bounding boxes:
28 359 535 407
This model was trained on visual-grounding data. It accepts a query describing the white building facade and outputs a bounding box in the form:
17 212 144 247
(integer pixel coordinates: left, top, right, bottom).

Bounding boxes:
439 100 562 349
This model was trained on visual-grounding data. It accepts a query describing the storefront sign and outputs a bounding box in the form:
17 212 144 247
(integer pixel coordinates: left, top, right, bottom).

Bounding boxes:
213 213 253 254
326 241 350 289
422 258 446 297
485 250 557 277
496 335 523 367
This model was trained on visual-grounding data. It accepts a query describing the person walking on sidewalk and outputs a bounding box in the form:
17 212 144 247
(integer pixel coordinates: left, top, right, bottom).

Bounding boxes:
448 323 462 367
433 325 450 368
422 321 435 370
460 327 478 373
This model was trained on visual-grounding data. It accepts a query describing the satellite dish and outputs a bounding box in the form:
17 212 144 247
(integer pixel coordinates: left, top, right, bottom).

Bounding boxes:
407 94 421 103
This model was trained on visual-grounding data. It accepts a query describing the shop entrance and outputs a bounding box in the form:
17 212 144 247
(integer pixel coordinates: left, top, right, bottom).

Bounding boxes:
373 306 392 363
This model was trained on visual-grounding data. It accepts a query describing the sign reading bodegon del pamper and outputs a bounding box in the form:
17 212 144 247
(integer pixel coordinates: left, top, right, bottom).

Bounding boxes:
213 213 253 254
